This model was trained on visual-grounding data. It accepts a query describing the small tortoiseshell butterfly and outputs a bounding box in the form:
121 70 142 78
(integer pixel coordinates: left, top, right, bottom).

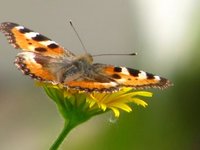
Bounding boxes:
0 22 172 92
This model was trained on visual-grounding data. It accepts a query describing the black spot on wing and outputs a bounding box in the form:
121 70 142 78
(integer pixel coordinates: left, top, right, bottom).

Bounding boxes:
35 47 47 52
127 68 140 77
112 74 121 79
32 34 50 41
19 28 32 33
47 43 59 49
114 67 122 72
146 72 155 79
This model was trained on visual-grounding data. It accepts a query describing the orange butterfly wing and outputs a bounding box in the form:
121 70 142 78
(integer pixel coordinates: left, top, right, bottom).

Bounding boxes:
103 66 172 89
0 22 75 58
64 64 172 92
14 52 57 82
0 22 75 84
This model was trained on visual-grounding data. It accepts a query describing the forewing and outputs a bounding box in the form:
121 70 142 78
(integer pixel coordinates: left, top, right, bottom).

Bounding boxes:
63 63 172 92
100 65 172 89
0 22 75 58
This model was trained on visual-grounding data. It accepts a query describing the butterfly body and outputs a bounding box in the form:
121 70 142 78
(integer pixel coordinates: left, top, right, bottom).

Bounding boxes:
0 22 172 92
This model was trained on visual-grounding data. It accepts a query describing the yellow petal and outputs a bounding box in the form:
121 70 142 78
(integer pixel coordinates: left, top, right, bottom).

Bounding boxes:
131 98 148 107
109 103 132 112
110 107 120 117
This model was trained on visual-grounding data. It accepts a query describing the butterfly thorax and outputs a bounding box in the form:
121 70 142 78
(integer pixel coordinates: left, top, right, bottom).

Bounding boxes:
73 53 93 64
57 53 96 83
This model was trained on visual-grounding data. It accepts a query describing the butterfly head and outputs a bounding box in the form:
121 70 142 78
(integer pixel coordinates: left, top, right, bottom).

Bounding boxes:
76 53 93 64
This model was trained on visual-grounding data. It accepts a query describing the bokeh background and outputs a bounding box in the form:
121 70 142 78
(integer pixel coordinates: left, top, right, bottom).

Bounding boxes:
0 0 199 150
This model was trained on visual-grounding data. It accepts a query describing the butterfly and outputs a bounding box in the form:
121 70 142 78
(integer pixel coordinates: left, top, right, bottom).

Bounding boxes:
0 22 172 92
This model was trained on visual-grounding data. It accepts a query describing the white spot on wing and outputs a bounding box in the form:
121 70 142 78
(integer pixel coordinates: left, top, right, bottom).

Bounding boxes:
25 32 39 39
154 75 161 80
110 82 118 86
115 78 126 84
15 26 24 30
39 40 57 46
17 52 37 64
121 67 130 75
138 71 147 79
103 82 118 87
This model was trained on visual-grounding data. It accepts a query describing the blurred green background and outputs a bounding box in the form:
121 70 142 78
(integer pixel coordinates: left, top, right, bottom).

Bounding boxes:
0 0 199 150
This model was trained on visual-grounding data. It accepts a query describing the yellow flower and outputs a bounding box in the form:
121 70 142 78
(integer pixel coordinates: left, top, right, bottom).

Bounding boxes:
87 88 152 117
39 83 152 118
36 82 153 149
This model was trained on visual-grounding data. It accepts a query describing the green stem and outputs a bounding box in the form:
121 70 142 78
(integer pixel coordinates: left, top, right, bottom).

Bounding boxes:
49 121 73 150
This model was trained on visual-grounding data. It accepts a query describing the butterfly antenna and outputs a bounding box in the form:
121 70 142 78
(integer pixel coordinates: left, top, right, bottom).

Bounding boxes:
69 20 87 53
92 52 137 57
